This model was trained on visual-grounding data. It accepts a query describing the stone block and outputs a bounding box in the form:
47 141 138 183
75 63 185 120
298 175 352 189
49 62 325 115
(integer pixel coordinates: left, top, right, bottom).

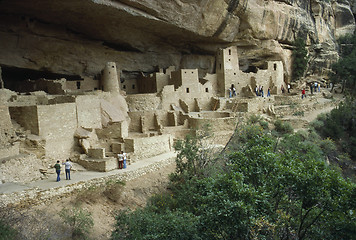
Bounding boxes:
111 142 123 153
88 148 105 159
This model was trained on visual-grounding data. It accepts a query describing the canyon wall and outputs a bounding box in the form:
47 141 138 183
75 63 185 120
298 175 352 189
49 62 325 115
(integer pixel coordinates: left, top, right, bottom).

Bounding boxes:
0 0 355 83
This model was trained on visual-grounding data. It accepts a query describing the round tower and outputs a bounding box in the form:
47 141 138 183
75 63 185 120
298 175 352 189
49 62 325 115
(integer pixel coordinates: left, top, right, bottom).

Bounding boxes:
101 62 120 92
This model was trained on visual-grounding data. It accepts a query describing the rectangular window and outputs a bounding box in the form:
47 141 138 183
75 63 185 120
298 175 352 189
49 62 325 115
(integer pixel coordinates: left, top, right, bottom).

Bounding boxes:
205 88 209 93
132 84 135 89
186 88 189 93
274 63 277 71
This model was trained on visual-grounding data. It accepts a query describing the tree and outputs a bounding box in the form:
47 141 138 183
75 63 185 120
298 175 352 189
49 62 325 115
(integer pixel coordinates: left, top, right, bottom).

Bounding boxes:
330 32 356 92
112 125 356 240
292 38 309 81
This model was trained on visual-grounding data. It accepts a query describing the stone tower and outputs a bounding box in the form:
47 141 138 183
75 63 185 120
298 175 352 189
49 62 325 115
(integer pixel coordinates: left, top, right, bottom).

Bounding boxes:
101 62 120 92
216 46 240 97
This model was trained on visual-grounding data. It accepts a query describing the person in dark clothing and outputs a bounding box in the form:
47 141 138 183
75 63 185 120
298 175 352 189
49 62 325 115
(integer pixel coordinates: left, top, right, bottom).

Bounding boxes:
54 161 61 182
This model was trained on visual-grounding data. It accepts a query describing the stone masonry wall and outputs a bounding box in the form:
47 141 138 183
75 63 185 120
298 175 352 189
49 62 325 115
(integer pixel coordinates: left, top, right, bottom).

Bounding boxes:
37 103 77 159
124 134 173 161
76 95 101 129
9 106 39 135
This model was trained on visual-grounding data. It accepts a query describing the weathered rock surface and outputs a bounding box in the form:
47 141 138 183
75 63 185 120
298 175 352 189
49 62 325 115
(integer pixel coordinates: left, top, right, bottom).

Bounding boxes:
0 0 354 82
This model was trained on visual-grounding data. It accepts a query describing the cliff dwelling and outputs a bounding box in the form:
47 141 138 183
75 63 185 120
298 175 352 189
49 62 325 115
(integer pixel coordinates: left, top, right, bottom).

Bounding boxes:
0 46 285 182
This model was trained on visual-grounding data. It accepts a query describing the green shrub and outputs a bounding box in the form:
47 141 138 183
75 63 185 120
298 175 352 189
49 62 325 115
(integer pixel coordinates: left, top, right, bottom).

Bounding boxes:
310 119 324 130
292 111 304 116
274 119 294 134
103 180 125 203
248 114 261 124
112 209 201 240
0 220 17 240
59 206 94 239
259 120 269 130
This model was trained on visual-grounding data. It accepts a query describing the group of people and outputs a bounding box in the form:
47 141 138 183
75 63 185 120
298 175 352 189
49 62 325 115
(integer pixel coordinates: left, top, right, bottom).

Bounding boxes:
54 151 129 182
302 82 322 99
281 84 291 94
229 84 237 98
117 151 127 169
54 159 72 182
310 82 321 94
255 86 271 97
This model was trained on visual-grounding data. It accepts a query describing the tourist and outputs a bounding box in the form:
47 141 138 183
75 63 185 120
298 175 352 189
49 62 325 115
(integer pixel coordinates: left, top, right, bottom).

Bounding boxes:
318 83 321 92
287 84 291 93
62 159 72 180
123 152 127 169
301 88 306 99
314 82 318 92
260 86 264 97
267 87 271 97
231 84 236 97
54 161 61 182
228 88 232 98
310 83 313 94
281 85 285 93
117 151 124 169
255 86 259 96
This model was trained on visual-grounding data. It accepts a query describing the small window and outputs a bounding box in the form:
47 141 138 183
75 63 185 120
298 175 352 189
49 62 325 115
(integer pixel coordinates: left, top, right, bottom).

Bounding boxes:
76 81 81 89
234 73 236 75
229 49 231 55
205 88 209 93
229 59 231 61
184 71 187 74
274 63 277 71
186 88 189 93
112 65 115 68
191 71 194 74
219 64 222 70
123 85 126 89
132 84 135 89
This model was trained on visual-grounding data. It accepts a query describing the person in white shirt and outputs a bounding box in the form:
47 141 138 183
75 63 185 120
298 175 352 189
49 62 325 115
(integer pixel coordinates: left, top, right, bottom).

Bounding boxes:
62 159 72 180
117 151 124 169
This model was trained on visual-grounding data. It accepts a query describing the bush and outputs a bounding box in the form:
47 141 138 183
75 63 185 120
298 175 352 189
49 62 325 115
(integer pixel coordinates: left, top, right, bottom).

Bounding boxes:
273 119 294 134
112 209 201 240
259 120 269 130
103 180 125 203
0 220 17 240
59 206 94 239
292 110 304 116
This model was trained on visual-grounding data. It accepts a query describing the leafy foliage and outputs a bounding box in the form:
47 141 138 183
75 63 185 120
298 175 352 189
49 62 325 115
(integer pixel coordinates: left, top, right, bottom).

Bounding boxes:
0 220 17 240
59 206 94 239
112 124 356 240
311 98 356 161
330 32 356 92
292 38 309 81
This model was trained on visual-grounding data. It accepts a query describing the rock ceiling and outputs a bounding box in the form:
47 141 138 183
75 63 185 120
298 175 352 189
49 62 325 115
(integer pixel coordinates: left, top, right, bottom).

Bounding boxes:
0 0 355 82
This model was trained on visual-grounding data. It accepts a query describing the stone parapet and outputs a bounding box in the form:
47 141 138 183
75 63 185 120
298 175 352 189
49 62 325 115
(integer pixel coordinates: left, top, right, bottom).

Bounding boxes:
0 154 176 208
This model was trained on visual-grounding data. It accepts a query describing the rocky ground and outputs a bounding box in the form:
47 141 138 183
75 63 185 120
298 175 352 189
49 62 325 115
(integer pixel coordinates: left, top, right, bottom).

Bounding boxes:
2 87 343 240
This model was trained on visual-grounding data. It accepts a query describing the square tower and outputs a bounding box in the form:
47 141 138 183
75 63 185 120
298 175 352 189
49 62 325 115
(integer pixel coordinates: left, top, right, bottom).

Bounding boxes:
216 46 240 97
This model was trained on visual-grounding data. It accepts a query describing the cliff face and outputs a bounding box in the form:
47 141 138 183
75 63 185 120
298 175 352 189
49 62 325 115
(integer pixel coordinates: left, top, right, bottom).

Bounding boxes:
0 0 354 83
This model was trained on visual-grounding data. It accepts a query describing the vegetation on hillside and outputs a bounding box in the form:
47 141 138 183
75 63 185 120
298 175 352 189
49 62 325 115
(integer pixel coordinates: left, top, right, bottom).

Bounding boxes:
330 32 356 92
112 119 356 239
292 38 309 81
310 98 356 177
